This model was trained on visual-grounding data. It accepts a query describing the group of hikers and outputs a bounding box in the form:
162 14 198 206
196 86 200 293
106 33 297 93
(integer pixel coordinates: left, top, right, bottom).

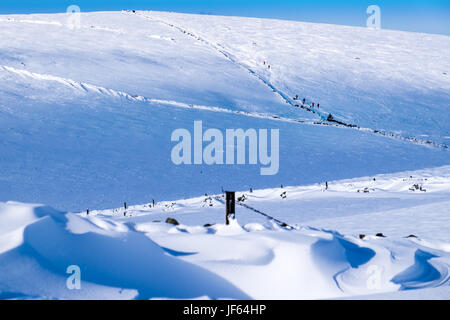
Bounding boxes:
293 95 320 109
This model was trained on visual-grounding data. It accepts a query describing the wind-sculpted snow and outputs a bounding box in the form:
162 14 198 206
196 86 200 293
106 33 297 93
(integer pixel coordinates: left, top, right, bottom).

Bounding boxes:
0 187 449 299
2 10 449 143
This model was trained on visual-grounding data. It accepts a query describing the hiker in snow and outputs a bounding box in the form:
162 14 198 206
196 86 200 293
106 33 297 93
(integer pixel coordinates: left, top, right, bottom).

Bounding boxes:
312 102 315 108
325 182 329 190
302 98 306 104
317 103 320 108
327 113 334 121
263 61 266 65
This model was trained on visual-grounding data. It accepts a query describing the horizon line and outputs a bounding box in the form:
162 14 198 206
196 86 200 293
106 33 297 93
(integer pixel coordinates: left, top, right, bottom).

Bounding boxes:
0 8 449 37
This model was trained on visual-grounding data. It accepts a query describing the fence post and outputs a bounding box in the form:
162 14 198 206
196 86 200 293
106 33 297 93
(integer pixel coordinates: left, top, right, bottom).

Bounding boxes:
225 191 236 225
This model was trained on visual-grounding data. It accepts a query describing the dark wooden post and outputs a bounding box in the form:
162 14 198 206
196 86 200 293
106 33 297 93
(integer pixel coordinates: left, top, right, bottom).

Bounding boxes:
225 191 236 225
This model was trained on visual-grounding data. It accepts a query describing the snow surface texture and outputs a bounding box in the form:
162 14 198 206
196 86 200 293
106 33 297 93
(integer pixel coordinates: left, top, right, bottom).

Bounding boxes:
0 11 449 299
1 167 449 299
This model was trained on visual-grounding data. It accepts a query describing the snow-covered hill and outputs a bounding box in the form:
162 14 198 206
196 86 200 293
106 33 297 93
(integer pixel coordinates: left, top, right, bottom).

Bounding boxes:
0 10 449 299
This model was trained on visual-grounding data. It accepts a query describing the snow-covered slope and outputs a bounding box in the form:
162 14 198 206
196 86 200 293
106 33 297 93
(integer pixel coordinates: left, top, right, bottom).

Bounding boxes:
1 63 449 210
0 10 449 300
0 12 289 116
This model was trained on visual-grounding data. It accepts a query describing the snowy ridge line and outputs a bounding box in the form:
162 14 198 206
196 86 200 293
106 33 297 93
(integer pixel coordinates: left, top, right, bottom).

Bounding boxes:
2 197 450 299
0 65 131 98
128 11 449 151
2 64 448 150
0 17 63 26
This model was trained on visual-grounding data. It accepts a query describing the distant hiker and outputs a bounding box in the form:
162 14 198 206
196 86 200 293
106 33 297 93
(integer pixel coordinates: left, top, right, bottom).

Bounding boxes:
87 209 89 215
263 61 266 65
327 113 334 121
302 98 306 104
312 103 315 108
325 182 329 190
317 103 320 108
124 202 127 210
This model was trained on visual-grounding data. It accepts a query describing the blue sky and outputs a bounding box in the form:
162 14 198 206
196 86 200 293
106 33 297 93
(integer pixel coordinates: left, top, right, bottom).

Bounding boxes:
0 1 449 35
